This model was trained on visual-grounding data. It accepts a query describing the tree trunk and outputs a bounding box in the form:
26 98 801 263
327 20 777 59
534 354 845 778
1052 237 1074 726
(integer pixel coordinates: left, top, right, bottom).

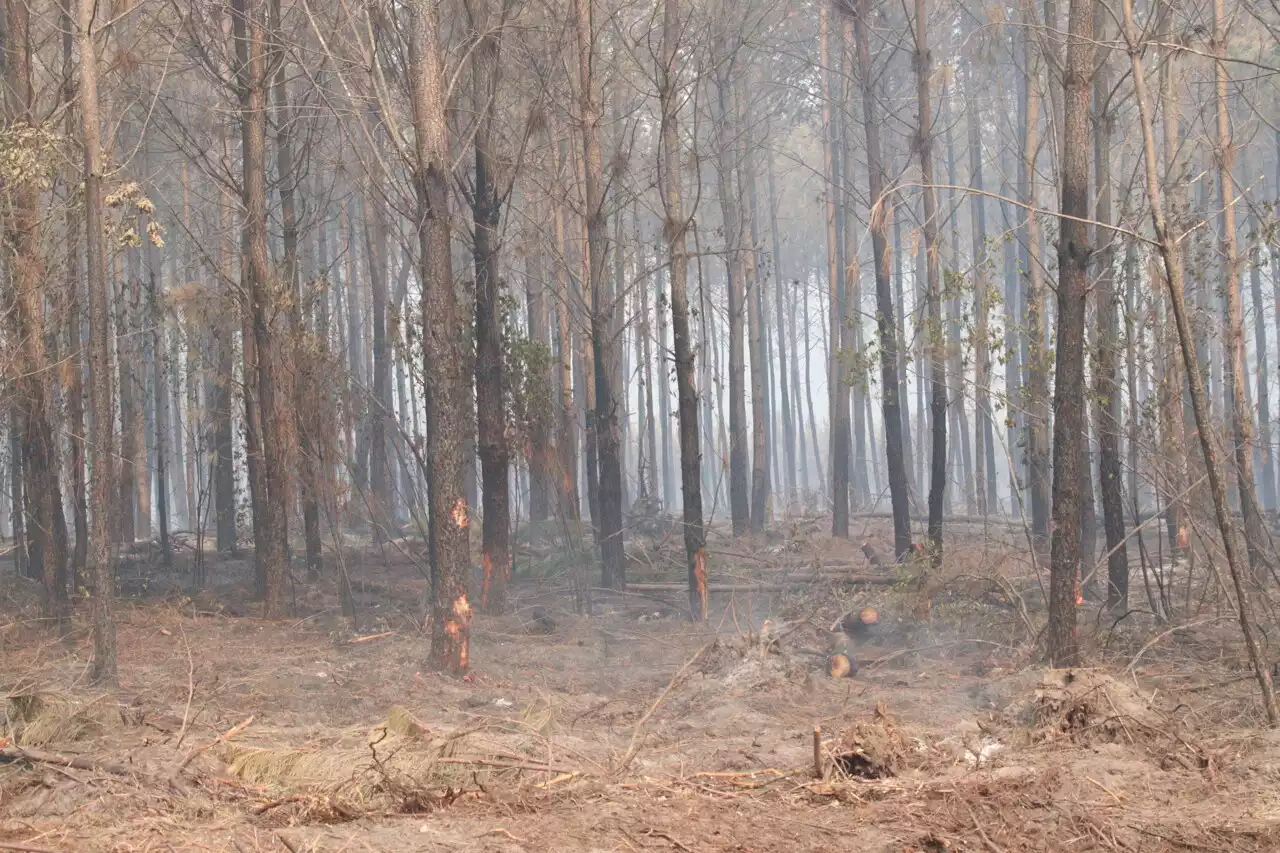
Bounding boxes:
712 41 750 538
1120 0 1277 725
822 5 850 537
471 0 511 612
853 0 911 558
841 19 868 510
550 154 580 524
965 61 996 516
78 0 117 683
1020 16 1050 554
1212 0 1266 577
60 0 88 578
1045 0 1095 665
913 0 946 569
409 0 472 673
1093 37 1127 609
526 221 553 523
767 155 796 504
574 0 625 586
739 91 769 532
1249 169 1275 512
658 0 707 616
232 0 289 618
892 205 916 505
3 0 68 631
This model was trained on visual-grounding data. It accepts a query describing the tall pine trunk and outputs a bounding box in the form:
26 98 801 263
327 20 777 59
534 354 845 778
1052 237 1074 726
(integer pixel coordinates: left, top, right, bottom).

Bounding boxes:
1020 15 1050 553
822 5 850 536
471 0 511 611
1045 0 1094 665
713 38 751 537
573 0 625 585
659 0 707 617
852 0 911 557
410 0 472 673
965 60 997 516
232 0 289 618
913 0 946 567
79 0 118 683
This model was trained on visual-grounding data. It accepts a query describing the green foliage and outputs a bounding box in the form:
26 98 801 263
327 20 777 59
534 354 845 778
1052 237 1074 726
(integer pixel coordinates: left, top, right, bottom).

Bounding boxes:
506 334 553 450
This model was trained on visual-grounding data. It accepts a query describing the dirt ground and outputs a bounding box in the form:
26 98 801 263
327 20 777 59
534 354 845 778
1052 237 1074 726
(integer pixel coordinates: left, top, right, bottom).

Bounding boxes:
4 518 1280 852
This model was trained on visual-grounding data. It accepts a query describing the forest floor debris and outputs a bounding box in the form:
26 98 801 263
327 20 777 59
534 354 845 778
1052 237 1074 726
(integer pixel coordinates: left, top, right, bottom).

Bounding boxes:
3 521 1280 851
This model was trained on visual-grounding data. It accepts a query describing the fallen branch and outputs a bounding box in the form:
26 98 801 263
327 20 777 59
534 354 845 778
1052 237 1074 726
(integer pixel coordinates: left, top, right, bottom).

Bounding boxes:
624 577 895 593
0 744 135 777
348 631 394 645
813 726 823 779
434 756 576 774
0 842 65 853
251 795 310 815
175 714 255 776
613 644 710 776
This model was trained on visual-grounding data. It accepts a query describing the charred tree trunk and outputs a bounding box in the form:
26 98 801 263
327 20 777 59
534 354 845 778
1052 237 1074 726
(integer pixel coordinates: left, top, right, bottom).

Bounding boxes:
659 0 707 617
573 0 624 585
1093 39 1127 609
470 0 511 612
3 0 68 630
410 0 472 673
852 0 911 557
913 0 946 569
1045 0 1095 665
822 5 850 537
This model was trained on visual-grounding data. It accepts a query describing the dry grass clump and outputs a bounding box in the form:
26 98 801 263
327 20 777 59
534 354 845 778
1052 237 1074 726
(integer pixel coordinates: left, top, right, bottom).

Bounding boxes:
2 689 111 747
1029 668 1164 740
216 708 563 821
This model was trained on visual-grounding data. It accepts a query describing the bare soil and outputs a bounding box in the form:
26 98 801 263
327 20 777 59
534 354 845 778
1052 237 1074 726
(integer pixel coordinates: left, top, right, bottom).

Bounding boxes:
3 520 1279 852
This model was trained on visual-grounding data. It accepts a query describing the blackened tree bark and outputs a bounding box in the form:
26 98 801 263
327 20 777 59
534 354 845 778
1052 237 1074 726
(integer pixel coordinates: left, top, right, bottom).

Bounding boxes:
1045 0 1095 666
1092 38 1127 609
410 0 472 673
821 4 850 537
738 91 769 532
525 224 553 523
913 0 946 568
61 0 88 579
852 0 911 558
573 0 625 586
658 0 707 618
3 0 69 631
470 0 511 612
231 0 289 619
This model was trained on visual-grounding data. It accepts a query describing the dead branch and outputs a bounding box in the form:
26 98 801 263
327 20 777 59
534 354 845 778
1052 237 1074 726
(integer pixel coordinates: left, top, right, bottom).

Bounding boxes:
0 744 135 777
0 841 69 853
175 714 255 776
613 644 710 776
